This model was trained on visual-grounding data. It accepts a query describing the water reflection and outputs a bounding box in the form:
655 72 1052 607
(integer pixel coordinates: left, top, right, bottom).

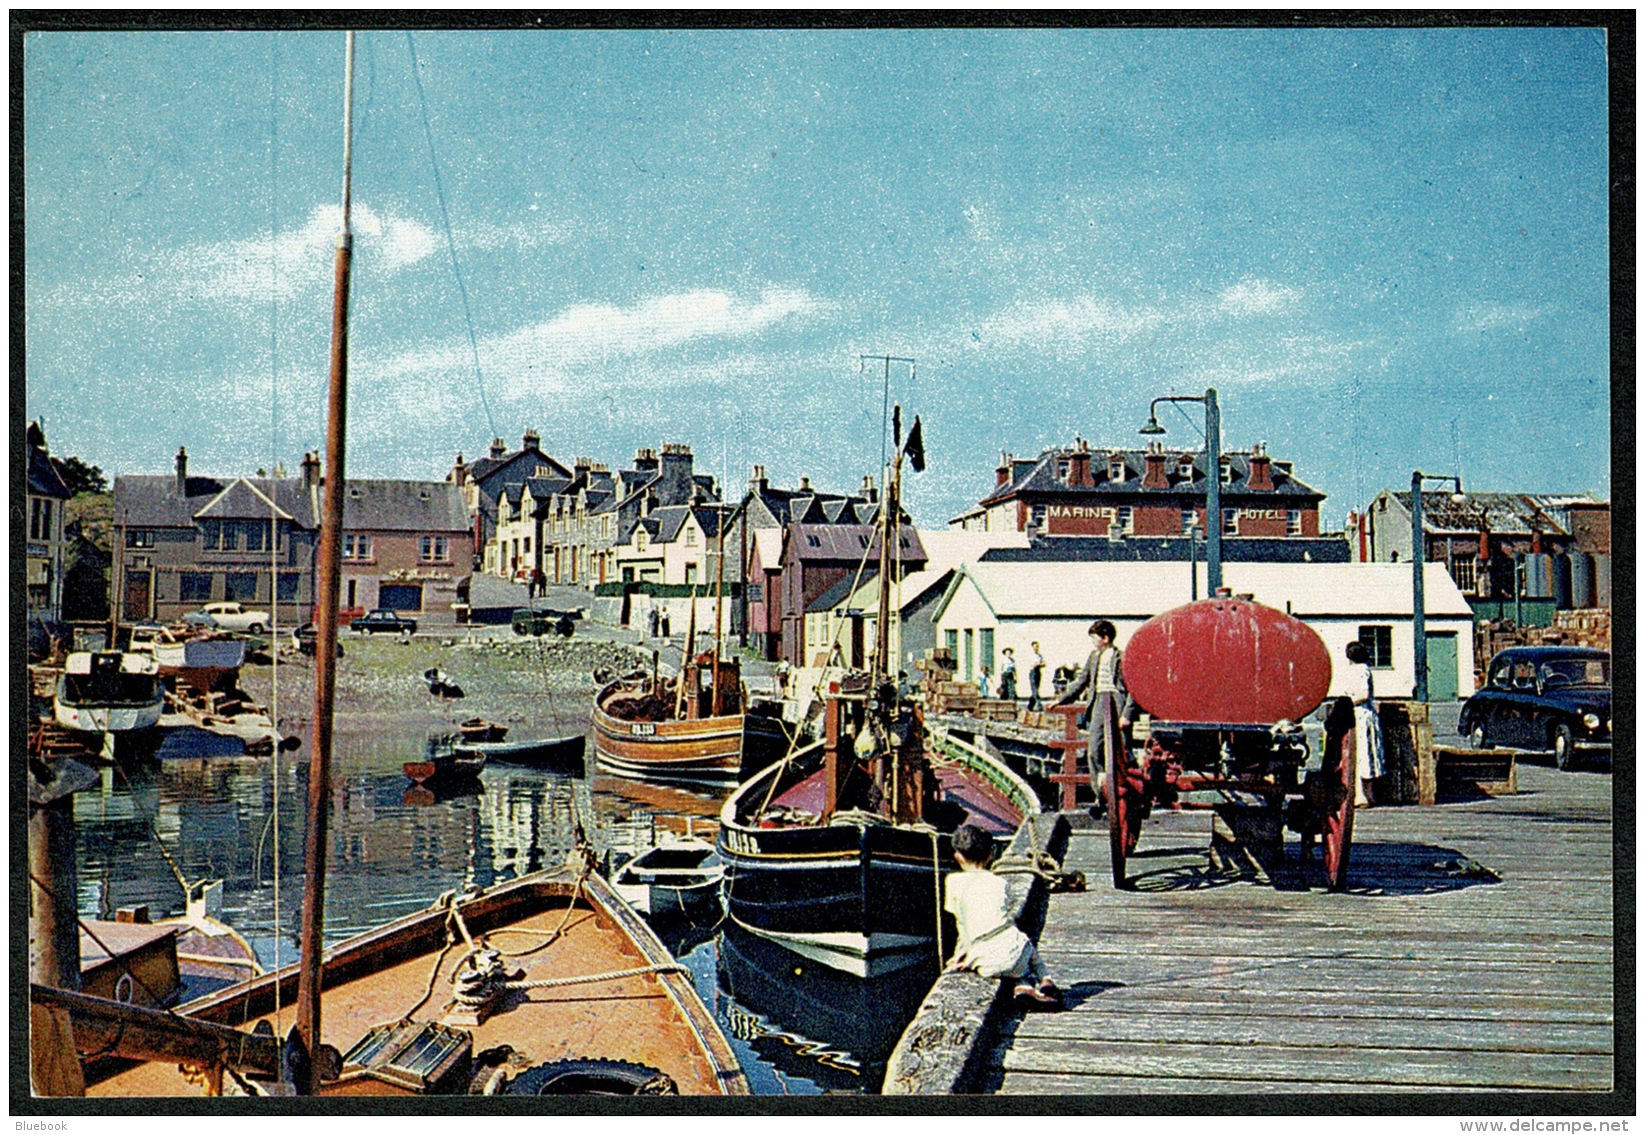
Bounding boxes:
67 721 938 1095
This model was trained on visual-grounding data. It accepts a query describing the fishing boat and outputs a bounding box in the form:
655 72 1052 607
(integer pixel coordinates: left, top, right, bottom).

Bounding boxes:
30 33 745 1099
611 836 724 920
453 732 586 774
127 624 248 693
67 867 748 1097
592 651 789 785
53 651 165 736
717 402 1042 977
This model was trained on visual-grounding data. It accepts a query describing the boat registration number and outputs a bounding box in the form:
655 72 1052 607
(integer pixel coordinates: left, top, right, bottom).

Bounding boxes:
630 723 656 735
722 830 758 856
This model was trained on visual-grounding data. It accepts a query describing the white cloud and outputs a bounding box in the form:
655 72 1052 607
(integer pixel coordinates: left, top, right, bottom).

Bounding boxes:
1217 278 1302 316
979 297 1165 345
1453 302 1544 334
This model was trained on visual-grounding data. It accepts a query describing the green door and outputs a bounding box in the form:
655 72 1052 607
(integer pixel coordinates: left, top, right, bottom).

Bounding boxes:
1426 631 1459 701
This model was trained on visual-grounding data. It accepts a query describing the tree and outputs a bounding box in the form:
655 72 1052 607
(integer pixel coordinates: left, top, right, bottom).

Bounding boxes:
55 455 107 497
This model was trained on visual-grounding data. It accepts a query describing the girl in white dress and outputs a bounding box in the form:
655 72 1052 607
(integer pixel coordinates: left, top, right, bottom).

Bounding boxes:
1344 641 1385 806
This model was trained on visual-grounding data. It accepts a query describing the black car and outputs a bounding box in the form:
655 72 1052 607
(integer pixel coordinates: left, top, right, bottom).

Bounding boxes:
511 607 578 638
1459 646 1611 770
352 609 418 636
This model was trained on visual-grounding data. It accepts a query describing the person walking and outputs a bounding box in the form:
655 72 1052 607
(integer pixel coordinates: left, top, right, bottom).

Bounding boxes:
1051 620 1137 808
1026 642 1046 712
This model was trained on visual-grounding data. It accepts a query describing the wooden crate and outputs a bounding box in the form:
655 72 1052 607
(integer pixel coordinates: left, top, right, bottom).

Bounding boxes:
1433 746 1517 798
974 698 1018 721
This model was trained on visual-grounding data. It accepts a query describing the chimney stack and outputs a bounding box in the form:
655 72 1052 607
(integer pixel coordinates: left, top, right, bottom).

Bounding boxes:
634 447 659 474
450 453 467 486
301 451 321 491
750 464 768 493
523 429 540 452
175 446 188 494
798 475 812 493
996 452 1012 488
1247 443 1274 491
1142 441 1169 490
1068 439 1094 487
490 437 506 459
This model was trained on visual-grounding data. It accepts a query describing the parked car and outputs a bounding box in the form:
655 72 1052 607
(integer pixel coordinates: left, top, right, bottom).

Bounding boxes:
352 609 418 636
187 601 271 634
1458 646 1611 770
511 607 577 638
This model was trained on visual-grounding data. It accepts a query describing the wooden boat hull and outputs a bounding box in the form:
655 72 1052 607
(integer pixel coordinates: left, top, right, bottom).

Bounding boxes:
55 698 163 735
717 733 1037 978
403 750 486 784
592 680 746 784
150 639 248 693
80 870 748 1097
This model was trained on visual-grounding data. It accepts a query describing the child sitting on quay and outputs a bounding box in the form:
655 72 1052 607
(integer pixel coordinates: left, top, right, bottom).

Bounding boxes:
943 823 1061 1009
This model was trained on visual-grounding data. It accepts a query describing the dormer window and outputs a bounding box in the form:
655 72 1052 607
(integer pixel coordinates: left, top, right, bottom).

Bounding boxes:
1220 458 1235 486
1108 457 1126 482
1056 459 1071 482
636 530 647 551
1177 456 1196 480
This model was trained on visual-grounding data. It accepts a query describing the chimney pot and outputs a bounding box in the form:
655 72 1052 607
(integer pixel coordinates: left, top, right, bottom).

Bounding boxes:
799 476 811 492
490 437 506 459
175 446 188 493
523 429 540 451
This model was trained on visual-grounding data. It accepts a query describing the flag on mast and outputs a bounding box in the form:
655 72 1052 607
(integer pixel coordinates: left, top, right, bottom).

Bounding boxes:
904 416 926 473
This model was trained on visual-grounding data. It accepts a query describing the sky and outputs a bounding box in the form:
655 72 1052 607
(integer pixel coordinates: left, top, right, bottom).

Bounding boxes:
22 23 1614 528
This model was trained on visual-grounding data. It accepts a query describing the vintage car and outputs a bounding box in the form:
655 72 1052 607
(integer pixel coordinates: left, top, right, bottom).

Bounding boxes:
185 601 271 633
351 609 418 636
1458 646 1611 770
511 607 579 638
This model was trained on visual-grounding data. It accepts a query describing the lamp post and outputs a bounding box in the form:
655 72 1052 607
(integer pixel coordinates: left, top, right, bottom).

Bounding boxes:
1141 387 1221 595
1411 470 1464 703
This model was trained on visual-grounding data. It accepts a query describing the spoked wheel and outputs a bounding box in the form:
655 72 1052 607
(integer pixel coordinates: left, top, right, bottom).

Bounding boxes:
1320 696 1357 892
1101 694 1142 889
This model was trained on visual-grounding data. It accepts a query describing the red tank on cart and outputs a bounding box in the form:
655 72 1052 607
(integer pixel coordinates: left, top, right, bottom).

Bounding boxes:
1123 597 1332 726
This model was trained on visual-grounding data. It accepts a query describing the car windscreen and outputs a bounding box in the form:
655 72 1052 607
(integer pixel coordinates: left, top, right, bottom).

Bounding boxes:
1539 658 1609 689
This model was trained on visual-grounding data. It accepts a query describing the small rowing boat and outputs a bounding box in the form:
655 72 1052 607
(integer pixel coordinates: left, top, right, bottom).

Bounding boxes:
611 837 725 920
453 732 585 774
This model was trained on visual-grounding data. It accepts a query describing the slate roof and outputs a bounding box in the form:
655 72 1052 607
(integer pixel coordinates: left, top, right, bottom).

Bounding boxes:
28 446 72 499
979 446 1323 508
980 535 1350 564
341 480 469 532
807 569 880 614
747 484 874 527
788 523 926 565
115 475 318 529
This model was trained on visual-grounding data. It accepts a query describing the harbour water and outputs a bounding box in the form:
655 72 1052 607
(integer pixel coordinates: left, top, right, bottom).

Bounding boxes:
68 720 939 1095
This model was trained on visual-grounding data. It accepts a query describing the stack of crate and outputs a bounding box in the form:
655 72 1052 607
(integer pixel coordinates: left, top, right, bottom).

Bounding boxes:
916 648 984 715
973 698 1018 721
1549 609 1611 651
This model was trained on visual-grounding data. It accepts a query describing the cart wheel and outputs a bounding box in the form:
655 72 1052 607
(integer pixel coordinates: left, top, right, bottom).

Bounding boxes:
1321 696 1356 891
1100 694 1140 889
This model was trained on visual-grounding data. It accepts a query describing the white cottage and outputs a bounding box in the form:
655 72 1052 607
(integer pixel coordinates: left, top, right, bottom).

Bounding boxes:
929 560 1477 704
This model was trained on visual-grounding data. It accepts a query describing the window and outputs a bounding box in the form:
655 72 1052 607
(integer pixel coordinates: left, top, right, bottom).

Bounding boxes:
963 629 974 682
420 535 450 563
1222 508 1237 536
1056 459 1071 482
1181 508 1198 535
180 571 212 602
1177 456 1196 480
1108 457 1126 482
245 522 266 553
1030 504 1047 530
343 534 372 560
1220 458 1235 485
126 528 156 549
1356 625 1393 669
1116 506 1133 535
225 572 258 602
1286 509 1303 536
1450 557 1477 593
221 521 239 550
30 498 51 540
277 571 299 601
686 526 697 546
945 629 958 661
201 520 220 550
979 628 995 677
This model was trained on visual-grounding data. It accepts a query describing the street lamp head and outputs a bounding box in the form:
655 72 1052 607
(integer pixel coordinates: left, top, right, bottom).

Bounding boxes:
1139 416 1166 436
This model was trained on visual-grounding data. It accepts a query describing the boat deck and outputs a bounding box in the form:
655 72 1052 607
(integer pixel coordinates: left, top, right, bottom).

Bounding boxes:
86 881 740 1097
979 761 1616 1096
765 761 1023 835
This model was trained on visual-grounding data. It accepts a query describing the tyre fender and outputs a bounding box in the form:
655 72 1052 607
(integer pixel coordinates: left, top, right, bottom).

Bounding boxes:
503 1058 678 1096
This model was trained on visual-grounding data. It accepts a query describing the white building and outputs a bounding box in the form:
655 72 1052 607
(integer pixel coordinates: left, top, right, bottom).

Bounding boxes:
929 560 1477 703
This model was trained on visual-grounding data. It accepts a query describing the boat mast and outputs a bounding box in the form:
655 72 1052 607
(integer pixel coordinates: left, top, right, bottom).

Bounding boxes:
294 29 355 1083
711 503 725 716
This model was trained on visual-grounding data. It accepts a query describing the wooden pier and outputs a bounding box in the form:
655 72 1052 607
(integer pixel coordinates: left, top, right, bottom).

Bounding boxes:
976 760 1616 1096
